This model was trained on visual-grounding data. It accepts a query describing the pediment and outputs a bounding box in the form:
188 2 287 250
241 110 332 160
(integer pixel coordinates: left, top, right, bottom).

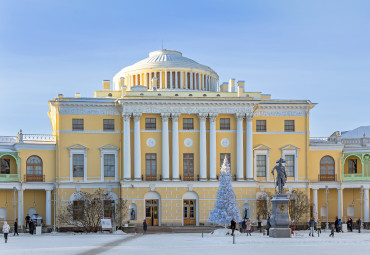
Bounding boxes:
67 144 88 150
99 144 119 151
253 144 271 151
280 144 300 151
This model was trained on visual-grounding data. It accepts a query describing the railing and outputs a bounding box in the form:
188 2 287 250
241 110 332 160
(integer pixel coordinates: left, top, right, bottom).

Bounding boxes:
0 174 19 182
24 174 45 182
183 176 194 181
145 175 157 181
22 134 55 142
0 136 17 144
319 174 336 181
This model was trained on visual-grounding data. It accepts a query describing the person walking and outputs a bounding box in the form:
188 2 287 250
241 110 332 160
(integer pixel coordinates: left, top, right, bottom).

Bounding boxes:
356 218 361 233
329 224 335 238
338 219 343 233
13 218 19 236
230 218 236 236
335 217 339 233
309 218 315 237
25 214 30 228
348 218 353 232
29 220 34 235
143 219 147 234
246 218 252 236
316 218 321 236
241 219 246 234
266 217 271 236
3 221 10 243
257 215 262 233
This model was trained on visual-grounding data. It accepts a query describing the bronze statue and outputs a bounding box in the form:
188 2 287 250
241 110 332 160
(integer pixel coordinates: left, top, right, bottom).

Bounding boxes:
271 158 287 194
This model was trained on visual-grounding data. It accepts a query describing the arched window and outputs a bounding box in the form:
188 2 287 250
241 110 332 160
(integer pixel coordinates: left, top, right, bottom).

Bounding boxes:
26 156 43 176
320 156 335 181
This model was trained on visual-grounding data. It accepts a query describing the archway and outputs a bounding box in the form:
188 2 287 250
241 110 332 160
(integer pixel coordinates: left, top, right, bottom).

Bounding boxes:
144 191 161 226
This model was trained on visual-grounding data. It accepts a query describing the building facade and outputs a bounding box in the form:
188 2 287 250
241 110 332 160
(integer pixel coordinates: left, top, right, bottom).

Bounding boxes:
0 49 369 229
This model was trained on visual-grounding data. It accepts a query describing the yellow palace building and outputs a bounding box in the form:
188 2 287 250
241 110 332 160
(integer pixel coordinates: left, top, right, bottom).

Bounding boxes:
0 49 369 229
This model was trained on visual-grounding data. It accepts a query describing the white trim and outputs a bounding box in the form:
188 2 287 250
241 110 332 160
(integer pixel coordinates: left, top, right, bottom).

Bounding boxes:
253 131 307 135
14 144 56 150
309 145 344 151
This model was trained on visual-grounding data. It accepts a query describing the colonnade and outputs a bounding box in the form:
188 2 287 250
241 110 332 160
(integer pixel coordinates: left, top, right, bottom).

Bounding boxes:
122 112 254 181
128 71 218 91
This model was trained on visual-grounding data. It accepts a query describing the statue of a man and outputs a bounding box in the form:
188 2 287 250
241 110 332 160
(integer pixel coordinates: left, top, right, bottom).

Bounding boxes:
271 158 287 194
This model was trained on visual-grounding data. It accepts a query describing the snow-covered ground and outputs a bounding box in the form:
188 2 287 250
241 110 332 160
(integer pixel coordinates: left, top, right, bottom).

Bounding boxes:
1 230 370 255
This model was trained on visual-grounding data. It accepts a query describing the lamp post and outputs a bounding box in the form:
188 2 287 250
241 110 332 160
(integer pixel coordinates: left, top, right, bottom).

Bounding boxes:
53 186 57 233
360 186 364 229
13 187 16 223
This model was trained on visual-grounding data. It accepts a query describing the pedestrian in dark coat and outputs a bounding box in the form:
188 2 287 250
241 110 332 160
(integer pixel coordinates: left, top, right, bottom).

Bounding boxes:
356 218 361 233
230 218 236 236
329 224 335 238
143 219 147 234
29 220 34 235
349 218 353 232
309 218 315 237
25 214 30 228
257 215 262 233
338 219 343 233
14 218 19 236
266 217 271 236
335 217 339 232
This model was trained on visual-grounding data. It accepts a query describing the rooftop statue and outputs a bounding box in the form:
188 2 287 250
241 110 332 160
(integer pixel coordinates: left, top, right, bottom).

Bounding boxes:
271 158 287 194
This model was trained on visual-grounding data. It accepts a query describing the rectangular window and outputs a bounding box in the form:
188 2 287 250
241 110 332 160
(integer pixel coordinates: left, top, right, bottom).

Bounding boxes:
1 159 10 174
348 159 357 174
183 153 194 180
145 118 156 130
73 154 84 177
220 118 230 130
73 201 84 221
104 200 115 218
183 118 194 130
220 153 231 168
146 153 157 180
103 119 114 131
256 155 266 177
104 154 115 177
285 155 295 177
256 120 267 132
72 119 84 131
284 120 295 132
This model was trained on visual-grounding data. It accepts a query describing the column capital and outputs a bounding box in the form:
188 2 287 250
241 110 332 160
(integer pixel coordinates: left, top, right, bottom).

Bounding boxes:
209 113 218 122
235 113 245 120
122 113 131 121
161 113 171 121
133 113 142 121
198 113 208 121
246 112 254 120
171 113 180 121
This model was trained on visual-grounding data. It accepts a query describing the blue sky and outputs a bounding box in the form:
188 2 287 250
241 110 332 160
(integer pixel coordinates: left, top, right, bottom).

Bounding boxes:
1 0 369 136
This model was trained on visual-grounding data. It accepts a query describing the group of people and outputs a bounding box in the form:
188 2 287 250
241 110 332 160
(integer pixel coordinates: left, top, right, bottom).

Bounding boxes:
25 213 36 235
1 218 19 244
230 218 252 236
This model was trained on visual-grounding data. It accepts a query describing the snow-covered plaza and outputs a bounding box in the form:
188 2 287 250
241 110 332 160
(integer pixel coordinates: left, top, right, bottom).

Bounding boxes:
1 230 370 255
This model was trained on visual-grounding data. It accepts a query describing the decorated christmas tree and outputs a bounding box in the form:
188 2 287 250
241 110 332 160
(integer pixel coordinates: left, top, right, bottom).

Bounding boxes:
208 157 242 225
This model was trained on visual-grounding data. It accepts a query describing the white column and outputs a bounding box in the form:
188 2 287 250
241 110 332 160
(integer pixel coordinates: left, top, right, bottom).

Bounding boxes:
170 71 173 89
185 72 188 89
46 189 51 225
236 113 244 180
123 113 131 180
180 72 183 89
175 71 178 89
165 71 168 89
364 188 369 222
246 113 254 179
133 113 142 180
199 113 207 180
198 73 201 90
313 188 318 220
161 113 170 180
172 113 180 180
160 71 163 89
209 114 217 180
17 189 22 227
190 72 193 90
337 188 342 219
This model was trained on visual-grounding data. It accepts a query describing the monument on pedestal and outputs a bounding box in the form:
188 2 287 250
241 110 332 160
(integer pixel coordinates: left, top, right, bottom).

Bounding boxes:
269 158 291 238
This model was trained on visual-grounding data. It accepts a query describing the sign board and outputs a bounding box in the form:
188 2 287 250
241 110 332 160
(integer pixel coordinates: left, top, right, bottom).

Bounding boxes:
101 217 112 230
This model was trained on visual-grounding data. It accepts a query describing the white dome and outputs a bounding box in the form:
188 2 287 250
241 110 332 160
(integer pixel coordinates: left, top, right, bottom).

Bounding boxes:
114 49 218 78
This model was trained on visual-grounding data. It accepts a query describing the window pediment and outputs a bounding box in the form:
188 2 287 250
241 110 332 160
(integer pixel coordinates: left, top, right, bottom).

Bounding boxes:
280 144 300 151
68 144 88 151
253 144 271 151
99 144 119 151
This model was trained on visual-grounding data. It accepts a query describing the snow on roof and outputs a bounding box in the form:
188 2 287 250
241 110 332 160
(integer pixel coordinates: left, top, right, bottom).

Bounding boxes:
341 126 370 139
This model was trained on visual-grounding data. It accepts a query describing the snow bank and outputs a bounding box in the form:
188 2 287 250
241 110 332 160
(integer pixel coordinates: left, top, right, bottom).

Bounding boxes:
112 230 127 235
210 228 241 236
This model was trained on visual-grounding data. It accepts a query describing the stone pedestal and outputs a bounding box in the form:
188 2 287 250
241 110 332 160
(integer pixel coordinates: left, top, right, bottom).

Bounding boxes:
269 194 291 238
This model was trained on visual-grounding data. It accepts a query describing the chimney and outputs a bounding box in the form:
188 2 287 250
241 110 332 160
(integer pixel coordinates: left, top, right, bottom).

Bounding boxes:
102 80 111 90
220 82 228 92
75 93 81 98
237 80 245 91
58 94 64 98
228 79 235 92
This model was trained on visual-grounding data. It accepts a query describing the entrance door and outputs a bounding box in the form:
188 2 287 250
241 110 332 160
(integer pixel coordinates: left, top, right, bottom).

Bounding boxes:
183 199 196 225
145 199 159 226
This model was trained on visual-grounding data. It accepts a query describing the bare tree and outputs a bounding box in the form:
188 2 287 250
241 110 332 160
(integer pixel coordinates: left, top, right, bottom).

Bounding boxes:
256 191 273 219
289 189 311 226
57 189 128 232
